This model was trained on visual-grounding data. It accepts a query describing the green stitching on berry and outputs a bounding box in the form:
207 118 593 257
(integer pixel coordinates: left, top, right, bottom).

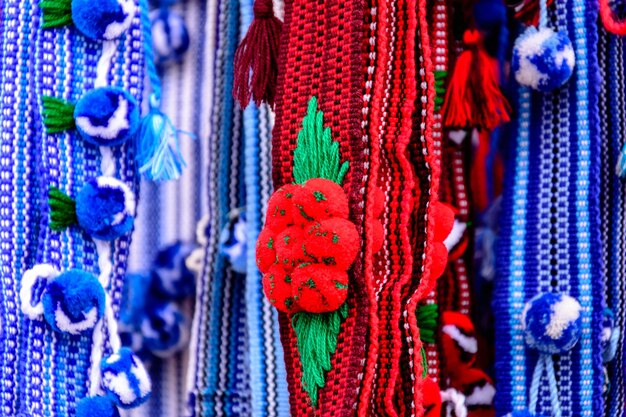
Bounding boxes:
305 278 316 288
332 233 339 244
313 191 326 202
267 237 274 249
334 281 348 289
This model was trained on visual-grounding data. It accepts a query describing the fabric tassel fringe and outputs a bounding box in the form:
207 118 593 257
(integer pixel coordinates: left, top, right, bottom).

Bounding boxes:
40 0 73 29
42 96 76 133
136 102 188 182
233 0 282 108
442 30 510 131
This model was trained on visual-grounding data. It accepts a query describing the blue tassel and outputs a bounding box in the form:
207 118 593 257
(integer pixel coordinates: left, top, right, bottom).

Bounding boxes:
616 143 626 178
136 96 188 181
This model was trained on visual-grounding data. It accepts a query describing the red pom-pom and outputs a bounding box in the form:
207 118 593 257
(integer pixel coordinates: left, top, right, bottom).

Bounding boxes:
303 218 360 270
275 226 308 272
265 185 299 231
370 186 385 219
291 179 350 226
432 202 455 242
262 265 301 313
291 263 348 313
256 227 277 273
440 311 477 372
430 241 448 280
422 378 442 417
372 219 384 254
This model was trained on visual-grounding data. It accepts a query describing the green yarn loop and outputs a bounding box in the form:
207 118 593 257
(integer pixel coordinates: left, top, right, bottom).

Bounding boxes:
42 96 76 133
40 0 74 29
292 97 349 185
291 302 348 407
434 71 447 111
416 303 439 344
48 187 78 231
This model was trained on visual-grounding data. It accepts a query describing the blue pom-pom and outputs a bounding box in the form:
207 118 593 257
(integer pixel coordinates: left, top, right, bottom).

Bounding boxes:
151 242 196 298
101 347 152 408
522 293 582 354
72 0 134 40
141 301 189 358
219 212 247 274
76 176 136 240
151 9 190 66
512 27 575 93
76 396 120 417
74 87 139 147
42 269 105 334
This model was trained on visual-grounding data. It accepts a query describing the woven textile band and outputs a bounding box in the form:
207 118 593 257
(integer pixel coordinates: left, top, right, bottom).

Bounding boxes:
271 0 367 415
598 25 626 417
0 0 144 415
495 1 604 415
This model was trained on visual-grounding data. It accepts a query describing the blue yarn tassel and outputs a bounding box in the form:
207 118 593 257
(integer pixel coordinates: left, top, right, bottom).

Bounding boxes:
137 0 187 181
136 95 187 181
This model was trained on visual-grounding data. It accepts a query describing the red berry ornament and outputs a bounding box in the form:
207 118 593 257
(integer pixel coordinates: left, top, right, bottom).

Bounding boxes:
256 227 278 273
430 241 448 280
291 264 349 313
265 184 299 231
303 218 359 269
262 265 301 313
275 226 308 272
372 219 384 254
370 185 385 219
432 202 455 242
291 179 350 226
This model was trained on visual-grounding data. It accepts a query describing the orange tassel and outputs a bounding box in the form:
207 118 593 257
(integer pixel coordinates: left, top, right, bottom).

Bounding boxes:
442 30 510 131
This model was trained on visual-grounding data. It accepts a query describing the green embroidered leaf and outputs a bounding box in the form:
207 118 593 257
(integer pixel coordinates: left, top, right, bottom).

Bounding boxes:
42 96 76 133
416 303 438 344
48 187 77 231
291 302 348 407
434 71 447 112
40 0 74 30
293 97 349 185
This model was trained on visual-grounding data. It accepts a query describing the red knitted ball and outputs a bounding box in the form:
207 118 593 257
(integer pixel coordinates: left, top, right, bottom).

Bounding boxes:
256 227 278 274
440 311 477 372
291 178 350 226
372 219 384 254
432 202 455 242
422 377 442 417
262 265 301 314
450 368 495 415
430 241 449 280
291 263 348 313
265 184 300 231
370 185 385 219
302 218 359 270
275 226 308 272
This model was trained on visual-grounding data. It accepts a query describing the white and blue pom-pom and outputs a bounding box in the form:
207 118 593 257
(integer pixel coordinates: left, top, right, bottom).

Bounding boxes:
75 396 120 417
20 264 59 320
72 0 135 40
521 292 582 354
151 9 190 66
74 87 139 147
141 301 189 358
512 27 575 93
76 176 136 241
42 269 105 334
101 347 152 408
602 308 620 363
151 242 196 298
219 212 247 274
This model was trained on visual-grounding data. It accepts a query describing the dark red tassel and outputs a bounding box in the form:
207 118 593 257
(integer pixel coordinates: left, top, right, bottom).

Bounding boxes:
441 30 510 131
233 0 282 108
